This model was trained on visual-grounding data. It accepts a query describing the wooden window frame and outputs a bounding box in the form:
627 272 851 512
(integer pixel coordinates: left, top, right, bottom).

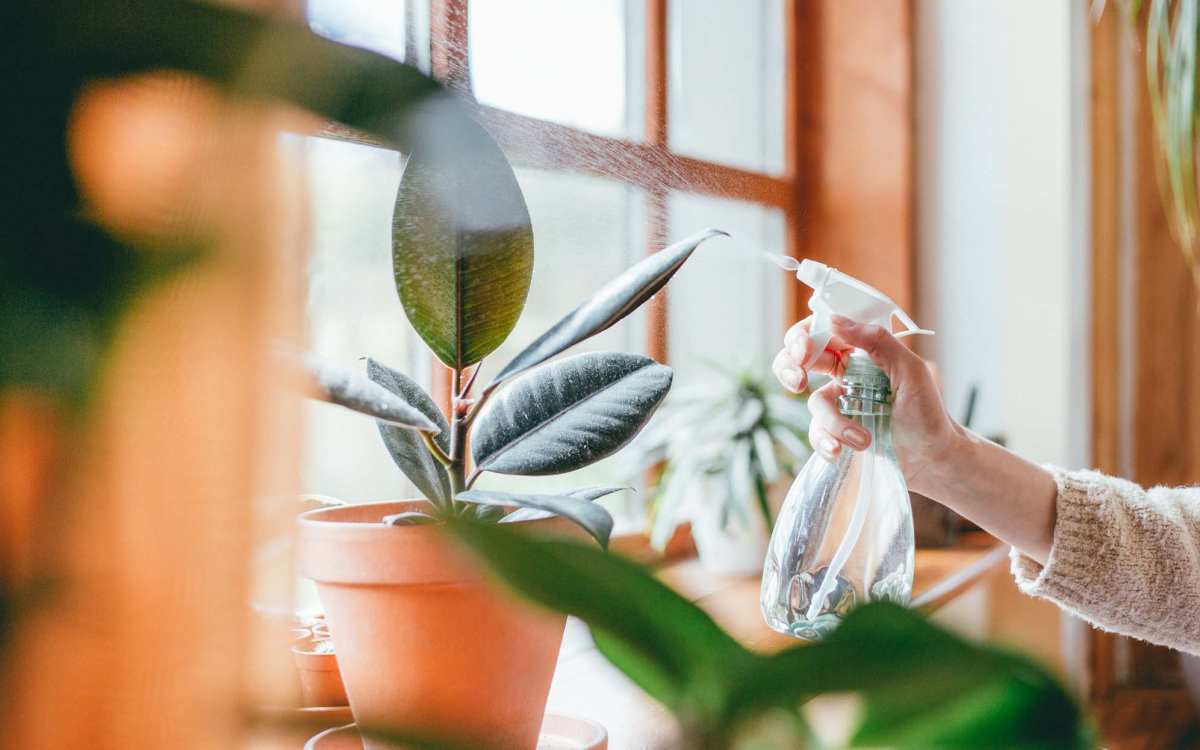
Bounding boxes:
1088 3 1200 711
319 0 914 402
429 0 798 363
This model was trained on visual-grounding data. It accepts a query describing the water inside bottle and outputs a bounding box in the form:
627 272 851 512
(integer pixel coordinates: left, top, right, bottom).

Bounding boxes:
760 356 914 640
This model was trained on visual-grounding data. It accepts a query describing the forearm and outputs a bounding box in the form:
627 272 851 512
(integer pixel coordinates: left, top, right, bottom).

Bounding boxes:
910 427 1058 564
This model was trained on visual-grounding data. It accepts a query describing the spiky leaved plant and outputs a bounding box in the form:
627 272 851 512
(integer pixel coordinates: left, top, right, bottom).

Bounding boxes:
308 140 726 547
623 368 811 550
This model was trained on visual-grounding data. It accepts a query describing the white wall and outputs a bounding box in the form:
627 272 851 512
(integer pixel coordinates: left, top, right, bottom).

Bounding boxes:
915 0 1089 468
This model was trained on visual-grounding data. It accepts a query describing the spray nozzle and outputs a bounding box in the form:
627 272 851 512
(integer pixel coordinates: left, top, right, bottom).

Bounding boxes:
766 255 934 368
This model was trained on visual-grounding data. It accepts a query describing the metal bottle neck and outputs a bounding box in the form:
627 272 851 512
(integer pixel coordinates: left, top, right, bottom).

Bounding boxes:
838 351 891 418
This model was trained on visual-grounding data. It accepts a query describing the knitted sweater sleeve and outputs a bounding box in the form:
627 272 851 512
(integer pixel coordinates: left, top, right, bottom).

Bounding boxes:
1010 467 1200 654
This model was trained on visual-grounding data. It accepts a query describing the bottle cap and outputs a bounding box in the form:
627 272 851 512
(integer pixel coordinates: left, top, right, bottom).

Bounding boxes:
770 256 934 369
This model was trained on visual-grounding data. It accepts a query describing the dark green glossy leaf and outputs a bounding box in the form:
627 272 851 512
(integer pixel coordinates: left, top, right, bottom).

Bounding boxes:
445 518 752 714
304 355 440 431
501 485 629 524
471 352 672 476
485 228 727 392
392 149 533 369
365 359 452 507
456 490 614 548
367 357 450 451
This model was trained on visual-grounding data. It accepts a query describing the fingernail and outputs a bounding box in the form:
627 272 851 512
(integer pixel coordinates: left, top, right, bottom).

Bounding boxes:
819 437 838 456
780 368 802 390
842 426 869 449
831 314 855 328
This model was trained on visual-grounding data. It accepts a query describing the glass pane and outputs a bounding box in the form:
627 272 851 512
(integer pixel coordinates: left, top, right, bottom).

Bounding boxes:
302 137 430 502
472 169 646 513
668 0 784 173
308 0 407 62
470 0 643 138
667 192 785 389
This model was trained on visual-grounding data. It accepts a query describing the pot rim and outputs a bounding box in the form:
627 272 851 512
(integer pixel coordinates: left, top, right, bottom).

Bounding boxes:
290 645 340 670
296 499 584 586
297 499 435 529
297 498 576 531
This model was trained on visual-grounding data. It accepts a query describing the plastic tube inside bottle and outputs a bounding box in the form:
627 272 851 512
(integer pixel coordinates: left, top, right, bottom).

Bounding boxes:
804 427 875 621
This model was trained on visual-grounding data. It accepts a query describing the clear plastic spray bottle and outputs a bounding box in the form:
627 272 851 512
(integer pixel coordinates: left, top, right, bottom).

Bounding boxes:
760 259 933 640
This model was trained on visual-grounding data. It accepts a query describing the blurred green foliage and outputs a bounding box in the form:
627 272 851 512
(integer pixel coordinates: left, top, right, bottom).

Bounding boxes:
4 0 451 406
449 519 1093 750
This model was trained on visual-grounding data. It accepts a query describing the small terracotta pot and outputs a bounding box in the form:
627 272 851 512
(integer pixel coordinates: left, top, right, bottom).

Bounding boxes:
297 501 572 750
292 645 349 707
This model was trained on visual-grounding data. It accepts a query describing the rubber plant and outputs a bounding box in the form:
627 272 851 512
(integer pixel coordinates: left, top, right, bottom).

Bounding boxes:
308 144 727 545
441 519 1094 750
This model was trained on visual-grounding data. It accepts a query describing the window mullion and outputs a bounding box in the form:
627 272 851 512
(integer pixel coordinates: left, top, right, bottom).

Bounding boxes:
645 0 669 364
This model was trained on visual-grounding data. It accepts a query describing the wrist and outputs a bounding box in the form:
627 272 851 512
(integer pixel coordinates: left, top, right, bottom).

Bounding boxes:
908 422 975 499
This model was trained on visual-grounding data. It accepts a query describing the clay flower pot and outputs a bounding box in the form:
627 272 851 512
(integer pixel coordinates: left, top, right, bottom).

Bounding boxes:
291 641 349 708
297 501 571 750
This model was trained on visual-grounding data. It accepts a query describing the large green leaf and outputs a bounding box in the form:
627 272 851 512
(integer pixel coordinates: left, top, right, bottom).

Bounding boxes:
367 357 450 452
448 522 1090 749
455 490 614 548
366 358 451 507
391 148 534 369
723 604 1090 749
446 518 752 715
471 352 672 476
484 228 727 392
304 355 440 432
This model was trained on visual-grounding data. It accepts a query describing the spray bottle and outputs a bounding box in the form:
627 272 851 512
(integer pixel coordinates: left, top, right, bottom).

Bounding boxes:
760 258 932 640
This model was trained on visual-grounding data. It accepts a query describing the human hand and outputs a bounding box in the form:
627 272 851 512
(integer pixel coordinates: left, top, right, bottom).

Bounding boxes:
771 314 961 492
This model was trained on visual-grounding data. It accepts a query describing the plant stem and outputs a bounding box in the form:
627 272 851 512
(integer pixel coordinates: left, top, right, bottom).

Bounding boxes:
461 381 495 428
465 466 483 489
419 431 452 467
447 367 469 510
458 363 481 398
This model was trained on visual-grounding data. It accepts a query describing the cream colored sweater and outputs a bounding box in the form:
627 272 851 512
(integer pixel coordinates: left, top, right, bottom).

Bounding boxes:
1010 468 1200 655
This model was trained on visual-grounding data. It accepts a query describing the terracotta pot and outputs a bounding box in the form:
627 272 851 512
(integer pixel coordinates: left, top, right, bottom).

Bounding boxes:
292 645 349 707
297 501 571 750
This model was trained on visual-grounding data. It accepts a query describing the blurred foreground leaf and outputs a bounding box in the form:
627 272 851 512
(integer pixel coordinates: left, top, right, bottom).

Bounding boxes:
449 521 1092 749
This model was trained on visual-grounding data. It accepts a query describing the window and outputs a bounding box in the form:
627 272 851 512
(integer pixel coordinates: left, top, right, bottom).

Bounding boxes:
303 0 796 509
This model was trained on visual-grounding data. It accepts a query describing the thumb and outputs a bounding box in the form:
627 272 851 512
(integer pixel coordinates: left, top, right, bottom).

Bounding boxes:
829 315 921 378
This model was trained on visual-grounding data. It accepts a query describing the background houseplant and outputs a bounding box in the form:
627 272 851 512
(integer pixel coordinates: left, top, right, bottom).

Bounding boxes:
626 368 810 573
302 116 726 745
